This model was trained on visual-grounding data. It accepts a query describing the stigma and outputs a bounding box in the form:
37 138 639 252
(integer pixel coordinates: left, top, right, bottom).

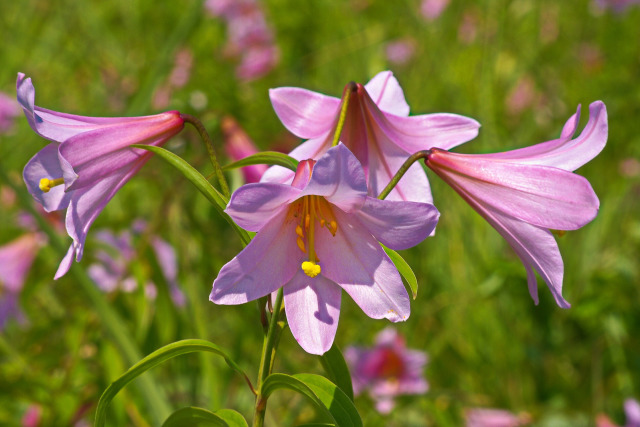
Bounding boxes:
301 261 321 278
39 177 65 193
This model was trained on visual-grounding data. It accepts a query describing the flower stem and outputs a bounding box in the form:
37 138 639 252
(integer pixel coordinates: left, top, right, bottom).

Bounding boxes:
377 150 432 200
331 82 357 147
253 288 285 427
181 113 231 199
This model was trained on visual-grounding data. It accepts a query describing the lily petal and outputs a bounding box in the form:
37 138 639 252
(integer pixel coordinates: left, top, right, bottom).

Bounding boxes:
269 87 340 138
315 209 410 322
225 182 302 232
428 149 600 230
353 197 439 250
483 101 607 172
210 211 301 304
364 71 410 117
302 144 367 212
23 143 72 212
284 271 342 355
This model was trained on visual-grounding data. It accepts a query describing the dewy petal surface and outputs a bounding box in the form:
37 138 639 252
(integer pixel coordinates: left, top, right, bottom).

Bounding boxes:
315 208 410 322
428 149 600 230
210 210 301 304
284 271 342 355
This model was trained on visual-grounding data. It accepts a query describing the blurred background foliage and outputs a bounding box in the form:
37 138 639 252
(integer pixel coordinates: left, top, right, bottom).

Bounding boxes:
1 0 639 425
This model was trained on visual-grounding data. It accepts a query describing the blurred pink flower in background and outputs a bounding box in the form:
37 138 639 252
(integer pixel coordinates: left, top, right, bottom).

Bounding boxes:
458 11 478 44
505 75 539 116
385 39 416 65
0 92 20 134
345 327 428 413
465 408 530 427
420 0 450 21
88 225 185 307
21 404 41 427
221 116 267 184
0 233 46 330
153 48 194 109
594 0 640 12
597 398 640 427
619 158 640 178
205 0 279 81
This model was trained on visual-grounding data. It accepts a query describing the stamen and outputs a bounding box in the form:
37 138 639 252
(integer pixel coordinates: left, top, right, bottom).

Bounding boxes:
329 221 338 236
39 177 65 193
301 261 321 278
296 237 306 253
305 214 310 229
295 225 304 238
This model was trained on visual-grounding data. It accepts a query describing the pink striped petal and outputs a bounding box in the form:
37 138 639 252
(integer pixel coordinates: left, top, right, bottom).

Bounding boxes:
427 149 599 230
364 71 410 117
210 211 301 304
315 209 410 321
269 87 340 138
284 271 342 355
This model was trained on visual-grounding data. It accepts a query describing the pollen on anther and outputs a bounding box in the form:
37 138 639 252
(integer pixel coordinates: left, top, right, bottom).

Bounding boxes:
305 214 310 229
296 237 306 253
295 225 304 238
329 221 338 236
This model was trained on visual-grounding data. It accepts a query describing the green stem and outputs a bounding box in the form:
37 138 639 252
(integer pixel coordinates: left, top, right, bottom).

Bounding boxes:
331 82 357 147
253 288 285 427
377 150 432 200
181 114 231 199
0 166 171 424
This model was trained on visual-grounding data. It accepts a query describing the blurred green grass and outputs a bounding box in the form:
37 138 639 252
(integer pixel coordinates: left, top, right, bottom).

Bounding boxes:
1 0 639 425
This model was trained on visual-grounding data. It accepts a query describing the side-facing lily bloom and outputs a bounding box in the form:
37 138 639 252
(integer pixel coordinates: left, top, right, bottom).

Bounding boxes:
345 327 429 414
263 70 480 203
17 73 185 279
210 144 439 354
424 101 608 307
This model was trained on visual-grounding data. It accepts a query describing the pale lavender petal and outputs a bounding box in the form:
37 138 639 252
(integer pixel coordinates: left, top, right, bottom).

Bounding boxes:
54 245 76 279
151 237 178 282
315 209 410 321
23 143 72 212
269 87 340 139
0 234 42 292
211 211 302 304
225 183 301 232
354 196 439 250
429 150 600 230
364 71 410 117
0 293 25 330
60 153 152 277
483 101 607 172
301 144 367 212
457 184 569 308
625 398 640 426
284 271 342 355
466 408 525 427
88 263 119 292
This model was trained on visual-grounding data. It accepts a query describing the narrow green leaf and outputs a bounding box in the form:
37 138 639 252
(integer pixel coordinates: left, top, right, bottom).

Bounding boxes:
162 407 248 427
222 151 299 172
382 245 418 299
132 144 251 245
319 345 354 401
95 339 252 427
261 373 362 427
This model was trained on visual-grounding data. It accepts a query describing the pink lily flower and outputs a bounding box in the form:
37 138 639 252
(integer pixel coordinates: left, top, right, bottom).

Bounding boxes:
17 73 184 279
210 144 439 354
345 327 428 414
424 101 607 307
263 70 480 203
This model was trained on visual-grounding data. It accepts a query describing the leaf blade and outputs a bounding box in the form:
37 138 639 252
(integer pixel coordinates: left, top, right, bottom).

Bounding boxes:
222 151 299 172
382 245 418 299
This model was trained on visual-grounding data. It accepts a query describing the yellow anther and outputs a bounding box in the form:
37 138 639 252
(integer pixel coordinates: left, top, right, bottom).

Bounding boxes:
320 219 326 227
551 229 566 237
329 221 338 236
296 237 306 253
39 177 65 193
295 225 304 238
305 214 310 229
301 261 321 278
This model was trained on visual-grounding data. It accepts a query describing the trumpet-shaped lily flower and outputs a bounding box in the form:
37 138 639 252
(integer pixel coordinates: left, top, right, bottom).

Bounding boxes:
345 328 428 413
263 70 480 203
17 73 185 279
425 101 608 307
211 144 439 354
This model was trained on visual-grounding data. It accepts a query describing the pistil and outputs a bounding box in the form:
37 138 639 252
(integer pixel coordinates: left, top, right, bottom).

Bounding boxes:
39 177 65 193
